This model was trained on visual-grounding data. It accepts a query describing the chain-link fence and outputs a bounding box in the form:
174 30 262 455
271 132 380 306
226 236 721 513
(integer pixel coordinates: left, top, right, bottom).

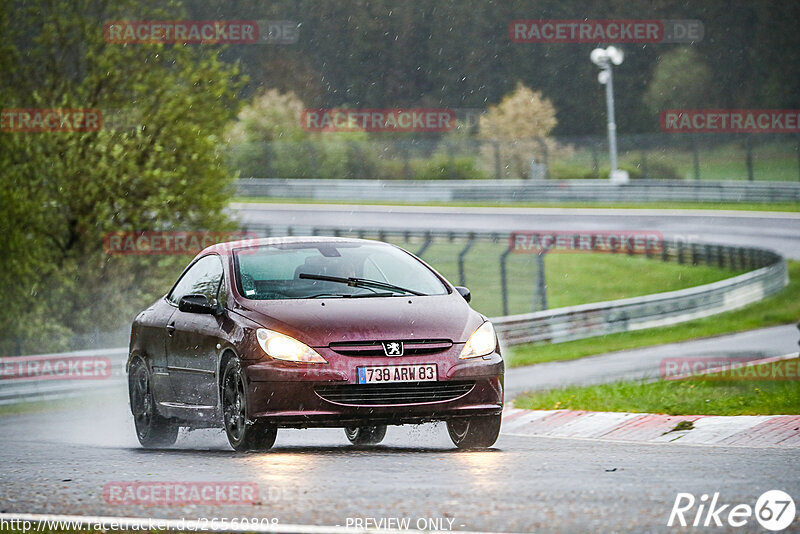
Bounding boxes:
242 226 547 318
227 133 800 182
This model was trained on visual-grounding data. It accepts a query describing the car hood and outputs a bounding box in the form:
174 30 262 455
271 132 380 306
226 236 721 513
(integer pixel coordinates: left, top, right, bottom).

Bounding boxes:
231 293 483 347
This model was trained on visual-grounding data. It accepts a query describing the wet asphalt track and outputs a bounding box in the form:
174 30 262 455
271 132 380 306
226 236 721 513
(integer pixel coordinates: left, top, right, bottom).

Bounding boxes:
505 324 799 398
1 325 797 533
0 205 798 532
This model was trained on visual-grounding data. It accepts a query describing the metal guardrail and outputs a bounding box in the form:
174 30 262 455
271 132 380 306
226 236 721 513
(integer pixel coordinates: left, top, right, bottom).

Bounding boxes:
495 260 787 345
237 178 800 203
0 348 128 406
0 228 789 405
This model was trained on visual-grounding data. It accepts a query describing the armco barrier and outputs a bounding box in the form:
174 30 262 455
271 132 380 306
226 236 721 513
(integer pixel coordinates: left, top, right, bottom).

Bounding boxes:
0 348 128 405
236 178 800 203
0 228 789 404
494 259 787 345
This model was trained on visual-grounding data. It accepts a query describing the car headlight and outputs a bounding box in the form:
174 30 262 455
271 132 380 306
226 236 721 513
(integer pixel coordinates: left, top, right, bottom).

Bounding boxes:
256 328 327 364
460 321 497 359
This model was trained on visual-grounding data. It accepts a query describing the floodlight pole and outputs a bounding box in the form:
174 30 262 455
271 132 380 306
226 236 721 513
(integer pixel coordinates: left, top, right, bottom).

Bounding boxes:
602 63 619 175
591 47 626 182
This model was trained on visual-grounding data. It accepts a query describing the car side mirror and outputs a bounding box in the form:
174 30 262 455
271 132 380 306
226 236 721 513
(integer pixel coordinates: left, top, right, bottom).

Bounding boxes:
455 286 471 303
179 294 219 315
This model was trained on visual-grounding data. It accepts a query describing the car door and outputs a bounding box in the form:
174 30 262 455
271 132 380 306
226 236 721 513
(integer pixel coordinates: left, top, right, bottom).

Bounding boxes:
164 254 225 407
134 297 178 404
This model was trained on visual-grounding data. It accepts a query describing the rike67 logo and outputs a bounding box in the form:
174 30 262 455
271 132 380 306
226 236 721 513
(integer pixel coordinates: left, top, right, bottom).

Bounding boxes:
668 490 795 531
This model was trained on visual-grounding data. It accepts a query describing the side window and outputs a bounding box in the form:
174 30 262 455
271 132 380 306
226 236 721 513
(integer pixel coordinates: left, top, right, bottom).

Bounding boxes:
167 255 224 305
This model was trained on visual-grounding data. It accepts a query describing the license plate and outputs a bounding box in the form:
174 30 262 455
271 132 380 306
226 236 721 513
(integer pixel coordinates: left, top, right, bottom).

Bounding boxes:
357 364 437 384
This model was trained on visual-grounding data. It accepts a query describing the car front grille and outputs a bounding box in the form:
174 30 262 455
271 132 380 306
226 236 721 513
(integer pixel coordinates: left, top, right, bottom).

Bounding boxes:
314 381 475 406
327 339 453 356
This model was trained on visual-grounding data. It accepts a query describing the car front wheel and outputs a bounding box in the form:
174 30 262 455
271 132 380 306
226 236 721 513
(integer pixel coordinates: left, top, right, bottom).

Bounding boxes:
222 358 277 452
344 425 387 445
446 414 501 449
129 357 179 448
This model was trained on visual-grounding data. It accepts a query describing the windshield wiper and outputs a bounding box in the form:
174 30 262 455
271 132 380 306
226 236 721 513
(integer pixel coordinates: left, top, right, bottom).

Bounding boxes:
298 273 426 296
307 292 395 299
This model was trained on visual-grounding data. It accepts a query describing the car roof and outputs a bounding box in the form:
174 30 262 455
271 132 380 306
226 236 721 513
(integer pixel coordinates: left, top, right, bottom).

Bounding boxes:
201 235 387 255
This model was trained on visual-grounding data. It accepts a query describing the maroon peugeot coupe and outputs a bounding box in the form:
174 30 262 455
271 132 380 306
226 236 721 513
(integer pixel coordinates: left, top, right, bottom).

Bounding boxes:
127 237 504 451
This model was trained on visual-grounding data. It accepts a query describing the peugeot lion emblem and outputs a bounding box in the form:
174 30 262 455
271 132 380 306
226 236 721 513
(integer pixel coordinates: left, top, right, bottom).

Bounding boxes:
382 341 404 356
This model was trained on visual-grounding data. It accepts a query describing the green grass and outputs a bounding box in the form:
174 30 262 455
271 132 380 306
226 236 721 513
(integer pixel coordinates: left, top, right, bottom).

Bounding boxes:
569 139 800 182
668 148 799 183
379 239 739 318
540 254 742 309
507 260 800 368
233 197 800 212
514 358 800 415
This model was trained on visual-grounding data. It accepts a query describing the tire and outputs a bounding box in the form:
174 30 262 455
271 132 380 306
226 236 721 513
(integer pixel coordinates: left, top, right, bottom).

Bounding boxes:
221 358 277 452
344 425 387 445
128 358 179 448
446 414 501 449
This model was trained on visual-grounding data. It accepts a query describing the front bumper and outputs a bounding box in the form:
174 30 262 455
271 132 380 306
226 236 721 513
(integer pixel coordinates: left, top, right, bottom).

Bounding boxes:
243 351 504 428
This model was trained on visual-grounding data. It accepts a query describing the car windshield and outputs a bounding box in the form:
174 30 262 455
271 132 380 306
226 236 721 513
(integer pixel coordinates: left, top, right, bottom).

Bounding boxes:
234 242 447 300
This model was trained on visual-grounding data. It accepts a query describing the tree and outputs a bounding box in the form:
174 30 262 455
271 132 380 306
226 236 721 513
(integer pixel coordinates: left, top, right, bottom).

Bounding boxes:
0 0 244 354
180 0 800 134
226 88 307 144
643 48 713 113
478 82 558 179
225 88 375 179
